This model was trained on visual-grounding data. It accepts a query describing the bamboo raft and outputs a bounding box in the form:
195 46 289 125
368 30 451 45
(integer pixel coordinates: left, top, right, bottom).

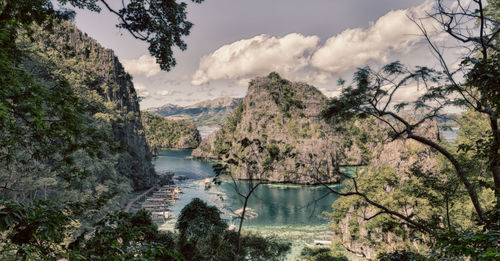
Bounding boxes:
141 184 182 222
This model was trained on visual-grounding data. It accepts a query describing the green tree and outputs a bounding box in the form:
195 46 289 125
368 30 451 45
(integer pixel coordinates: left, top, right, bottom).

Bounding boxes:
321 0 499 258
0 199 182 260
175 198 291 261
299 247 348 261
0 0 205 258
176 198 229 260
69 209 181 260
1 0 204 70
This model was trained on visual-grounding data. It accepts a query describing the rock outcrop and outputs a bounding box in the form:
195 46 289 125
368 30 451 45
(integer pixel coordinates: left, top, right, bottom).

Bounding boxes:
329 118 440 259
192 73 443 258
192 73 343 184
32 22 157 190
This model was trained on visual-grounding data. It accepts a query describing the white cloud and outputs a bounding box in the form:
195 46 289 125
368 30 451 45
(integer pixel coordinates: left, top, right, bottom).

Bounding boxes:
122 55 161 77
318 87 341 98
191 33 319 85
385 85 428 104
310 2 433 76
190 2 440 86
134 83 151 98
156 90 171 96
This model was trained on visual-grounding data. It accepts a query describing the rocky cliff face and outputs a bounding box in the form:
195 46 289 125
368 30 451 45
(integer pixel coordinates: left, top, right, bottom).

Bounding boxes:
192 73 343 184
33 22 157 190
192 73 442 258
145 97 243 127
141 112 201 150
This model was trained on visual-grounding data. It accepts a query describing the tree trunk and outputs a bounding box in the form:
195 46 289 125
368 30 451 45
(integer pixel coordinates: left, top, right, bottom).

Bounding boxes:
408 134 485 221
488 114 500 224
234 195 250 261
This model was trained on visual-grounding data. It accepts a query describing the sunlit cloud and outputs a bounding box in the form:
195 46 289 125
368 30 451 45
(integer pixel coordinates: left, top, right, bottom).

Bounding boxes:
191 2 436 85
155 90 171 96
192 33 319 85
310 2 433 76
123 55 161 77
134 83 151 98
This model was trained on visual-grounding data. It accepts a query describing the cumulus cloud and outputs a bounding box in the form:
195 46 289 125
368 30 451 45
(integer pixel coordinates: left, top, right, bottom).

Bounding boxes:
122 55 161 77
389 85 428 104
310 2 432 75
191 2 438 85
191 33 319 85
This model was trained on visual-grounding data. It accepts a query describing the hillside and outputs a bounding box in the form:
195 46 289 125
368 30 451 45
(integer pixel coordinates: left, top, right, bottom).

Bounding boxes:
193 73 440 186
192 73 342 184
141 112 201 150
3 21 157 199
145 97 243 127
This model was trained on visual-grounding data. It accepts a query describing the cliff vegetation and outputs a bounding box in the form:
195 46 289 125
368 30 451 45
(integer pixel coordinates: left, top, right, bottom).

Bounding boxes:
141 111 201 150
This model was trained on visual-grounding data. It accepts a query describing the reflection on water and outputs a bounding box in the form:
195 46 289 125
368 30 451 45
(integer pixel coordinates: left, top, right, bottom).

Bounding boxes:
154 150 339 228
220 181 339 226
154 149 340 258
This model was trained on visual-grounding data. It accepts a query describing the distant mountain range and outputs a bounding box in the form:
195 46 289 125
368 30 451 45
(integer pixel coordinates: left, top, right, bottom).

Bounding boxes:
144 97 243 127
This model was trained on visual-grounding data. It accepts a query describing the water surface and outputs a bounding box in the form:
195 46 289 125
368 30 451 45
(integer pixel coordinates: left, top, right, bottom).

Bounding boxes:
154 149 338 228
153 149 340 258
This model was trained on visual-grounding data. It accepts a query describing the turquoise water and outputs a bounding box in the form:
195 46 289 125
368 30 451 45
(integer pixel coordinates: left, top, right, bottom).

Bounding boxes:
219 181 339 226
440 128 458 142
153 149 339 227
153 149 340 259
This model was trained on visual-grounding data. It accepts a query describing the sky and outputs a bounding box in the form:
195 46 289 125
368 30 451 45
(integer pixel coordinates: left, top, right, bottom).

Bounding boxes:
69 0 454 109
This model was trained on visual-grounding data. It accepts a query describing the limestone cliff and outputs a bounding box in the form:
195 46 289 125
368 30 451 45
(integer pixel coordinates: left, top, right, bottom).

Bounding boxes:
29 22 157 190
192 73 442 258
329 118 440 259
192 73 342 184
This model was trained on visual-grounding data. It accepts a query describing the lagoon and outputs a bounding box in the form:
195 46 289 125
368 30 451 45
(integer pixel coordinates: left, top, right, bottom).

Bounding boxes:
153 149 340 258
153 149 339 228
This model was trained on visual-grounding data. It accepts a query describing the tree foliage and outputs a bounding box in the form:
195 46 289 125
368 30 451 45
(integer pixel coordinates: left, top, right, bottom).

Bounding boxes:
0 197 291 260
0 0 208 259
1 0 203 70
322 0 500 259
175 198 291 261
141 111 201 150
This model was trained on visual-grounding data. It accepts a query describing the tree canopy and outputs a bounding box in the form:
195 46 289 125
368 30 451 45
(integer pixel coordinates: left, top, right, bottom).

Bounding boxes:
322 0 499 258
1 0 204 70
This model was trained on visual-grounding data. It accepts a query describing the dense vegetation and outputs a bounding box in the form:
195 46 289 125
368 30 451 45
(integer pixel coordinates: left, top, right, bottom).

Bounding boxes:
0 0 204 259
193 73 341 185
141 111 201 150
0 197 291 260
321 0 500 259
2 20 145 210
1 0 499 260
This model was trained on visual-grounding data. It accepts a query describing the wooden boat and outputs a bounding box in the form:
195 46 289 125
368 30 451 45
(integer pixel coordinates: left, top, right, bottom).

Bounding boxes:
204 178 212 190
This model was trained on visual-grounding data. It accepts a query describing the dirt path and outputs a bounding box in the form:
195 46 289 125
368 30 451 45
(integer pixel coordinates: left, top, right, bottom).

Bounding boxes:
124 186 157 212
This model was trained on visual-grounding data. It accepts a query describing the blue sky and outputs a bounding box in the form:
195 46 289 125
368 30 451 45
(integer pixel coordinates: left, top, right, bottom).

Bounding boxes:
71 0 442 109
